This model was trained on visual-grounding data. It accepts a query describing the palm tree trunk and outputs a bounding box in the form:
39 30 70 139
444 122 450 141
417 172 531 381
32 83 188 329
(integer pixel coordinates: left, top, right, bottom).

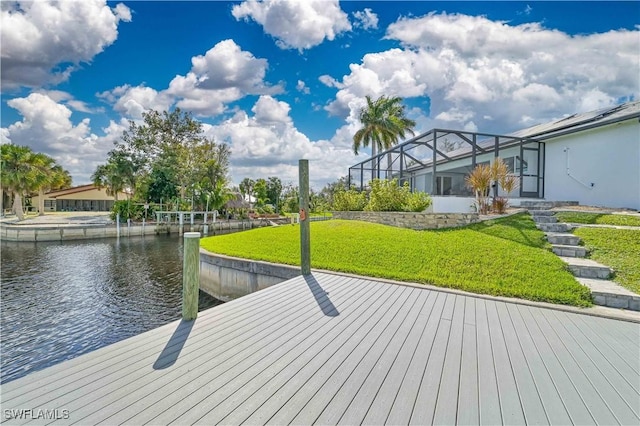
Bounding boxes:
13 192 24 221
38 188 45 216
371 143 377 182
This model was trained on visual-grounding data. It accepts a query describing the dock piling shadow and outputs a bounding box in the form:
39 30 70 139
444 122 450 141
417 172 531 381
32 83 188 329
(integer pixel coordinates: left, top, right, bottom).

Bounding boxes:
304 274 339 317
153 319 195 369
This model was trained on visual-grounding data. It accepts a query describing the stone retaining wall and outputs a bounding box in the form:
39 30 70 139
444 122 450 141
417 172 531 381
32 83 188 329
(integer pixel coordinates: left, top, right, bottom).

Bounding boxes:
199 250 299 301
331 211 479 230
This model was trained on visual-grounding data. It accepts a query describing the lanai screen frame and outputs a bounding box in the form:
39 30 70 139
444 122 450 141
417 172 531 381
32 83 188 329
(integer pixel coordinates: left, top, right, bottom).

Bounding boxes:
347 128 545 199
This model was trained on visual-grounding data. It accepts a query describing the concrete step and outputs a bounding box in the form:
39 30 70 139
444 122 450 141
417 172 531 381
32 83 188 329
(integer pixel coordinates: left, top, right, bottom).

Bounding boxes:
533 216 558 224
577 277 640 311
537 223 572 232
552 244 588 258
521 201 579 209
529 210 555 216
546 233 581 245
560 257 613 279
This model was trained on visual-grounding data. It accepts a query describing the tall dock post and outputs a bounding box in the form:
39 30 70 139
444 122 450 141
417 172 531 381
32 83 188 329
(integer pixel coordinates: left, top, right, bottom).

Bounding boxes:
299 159 311 275
182 232 200 320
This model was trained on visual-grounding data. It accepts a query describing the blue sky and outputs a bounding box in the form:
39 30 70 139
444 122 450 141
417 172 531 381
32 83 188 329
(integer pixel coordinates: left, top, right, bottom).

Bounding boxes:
2 1 639 188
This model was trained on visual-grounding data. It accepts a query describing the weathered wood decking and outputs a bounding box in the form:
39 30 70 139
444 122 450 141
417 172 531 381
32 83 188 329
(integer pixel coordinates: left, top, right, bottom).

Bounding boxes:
1 272 639 425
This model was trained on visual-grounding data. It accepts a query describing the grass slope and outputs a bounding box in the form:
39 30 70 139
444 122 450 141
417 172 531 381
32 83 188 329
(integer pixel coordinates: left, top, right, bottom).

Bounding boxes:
555 212 640 227
574 228 640 294
201 214 591 306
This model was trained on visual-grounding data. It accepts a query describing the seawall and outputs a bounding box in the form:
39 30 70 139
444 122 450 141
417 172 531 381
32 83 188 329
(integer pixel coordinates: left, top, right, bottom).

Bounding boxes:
0 219 278 242
199 250 298 301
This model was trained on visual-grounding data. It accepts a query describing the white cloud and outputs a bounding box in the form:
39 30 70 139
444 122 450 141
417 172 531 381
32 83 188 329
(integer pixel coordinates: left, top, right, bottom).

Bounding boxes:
326 12 639 135
296 80 310 94
97 40 281 119
166 39 282 116
519 5 533 16
353 8 378 30
319 74 343 89
98 85 173 120
232 0 351 51
34 90 95 113
2 93 128 184
203 96 357 187
1 0 131 89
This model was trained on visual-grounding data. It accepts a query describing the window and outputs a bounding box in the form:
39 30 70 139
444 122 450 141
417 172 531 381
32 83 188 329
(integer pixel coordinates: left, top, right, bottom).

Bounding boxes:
436 176 452 195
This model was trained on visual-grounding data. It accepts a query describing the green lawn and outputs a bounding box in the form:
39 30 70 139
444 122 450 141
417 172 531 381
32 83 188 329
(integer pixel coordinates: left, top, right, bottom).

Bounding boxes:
201 213 591 306
555 212 640 227
574 228 640 294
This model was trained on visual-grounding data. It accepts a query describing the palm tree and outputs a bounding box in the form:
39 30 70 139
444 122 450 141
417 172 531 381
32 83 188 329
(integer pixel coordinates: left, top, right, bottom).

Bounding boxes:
0 145 48 220
35 162 72 215
92 163 125 201
352 95 416 180
92 151 136 201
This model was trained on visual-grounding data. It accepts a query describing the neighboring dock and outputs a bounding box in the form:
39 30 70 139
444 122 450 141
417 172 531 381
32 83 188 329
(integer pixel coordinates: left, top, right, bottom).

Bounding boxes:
1 272 639 425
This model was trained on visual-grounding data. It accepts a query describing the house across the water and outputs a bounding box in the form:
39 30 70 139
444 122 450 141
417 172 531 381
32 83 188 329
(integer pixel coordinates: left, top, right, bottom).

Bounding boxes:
32 184 128 212
348 101 640 212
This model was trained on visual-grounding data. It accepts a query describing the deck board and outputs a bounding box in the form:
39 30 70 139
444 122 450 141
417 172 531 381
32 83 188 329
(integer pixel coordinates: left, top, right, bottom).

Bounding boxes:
456 297 479 426
548 309 640 417
222 280 400 426
529 307 620 425
506 304 573 425
476 298 504 425
1 272 639 426
540 309 640 424
384 291 447 426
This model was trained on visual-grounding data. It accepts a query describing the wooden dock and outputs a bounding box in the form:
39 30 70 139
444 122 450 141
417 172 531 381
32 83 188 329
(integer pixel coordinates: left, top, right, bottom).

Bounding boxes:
2 272 639 425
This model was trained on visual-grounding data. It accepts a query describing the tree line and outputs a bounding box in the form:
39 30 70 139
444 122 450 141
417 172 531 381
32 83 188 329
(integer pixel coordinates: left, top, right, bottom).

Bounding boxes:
2 94 418 220
92 108 232 216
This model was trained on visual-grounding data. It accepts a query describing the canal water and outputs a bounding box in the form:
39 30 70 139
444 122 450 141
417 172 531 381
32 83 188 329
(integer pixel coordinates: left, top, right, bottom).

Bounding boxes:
0 235 221 384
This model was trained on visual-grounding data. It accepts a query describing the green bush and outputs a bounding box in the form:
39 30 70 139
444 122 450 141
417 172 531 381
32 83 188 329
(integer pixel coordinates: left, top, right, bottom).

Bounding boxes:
333 189 367 211
110 200 155 221
366 179 407 211
364 179 432 212
257 204 275 214
404 190 432 212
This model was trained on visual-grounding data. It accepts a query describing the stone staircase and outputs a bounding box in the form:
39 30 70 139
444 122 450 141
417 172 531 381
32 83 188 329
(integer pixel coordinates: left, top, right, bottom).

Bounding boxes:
525 203 639 311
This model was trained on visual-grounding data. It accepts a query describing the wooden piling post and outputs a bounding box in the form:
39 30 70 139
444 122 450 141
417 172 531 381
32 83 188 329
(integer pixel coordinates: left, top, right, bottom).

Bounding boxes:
182 232 200 320
299 159 311 275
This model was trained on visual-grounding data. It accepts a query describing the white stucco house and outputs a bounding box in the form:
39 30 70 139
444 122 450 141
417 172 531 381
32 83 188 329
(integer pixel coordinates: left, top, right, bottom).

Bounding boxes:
348 101 640 211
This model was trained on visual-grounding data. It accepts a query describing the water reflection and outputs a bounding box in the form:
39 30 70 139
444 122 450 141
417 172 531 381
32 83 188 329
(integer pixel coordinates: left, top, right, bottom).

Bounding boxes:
0 235 220 384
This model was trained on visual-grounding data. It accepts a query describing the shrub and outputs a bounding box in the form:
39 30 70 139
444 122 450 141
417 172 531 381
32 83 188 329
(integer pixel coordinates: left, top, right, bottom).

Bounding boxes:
404 190 432 212
110 200 154 221
257 204 275 214
333 189 367 211
366 179 407 211
332 179 431 212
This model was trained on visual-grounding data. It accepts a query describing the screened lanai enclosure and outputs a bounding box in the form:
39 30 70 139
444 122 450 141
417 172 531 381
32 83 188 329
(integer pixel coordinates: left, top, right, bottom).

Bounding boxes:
348 128 545 199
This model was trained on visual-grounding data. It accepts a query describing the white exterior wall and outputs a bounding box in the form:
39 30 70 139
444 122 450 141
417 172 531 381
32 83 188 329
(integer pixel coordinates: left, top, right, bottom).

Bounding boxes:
427 196 476 213
544 120 640 210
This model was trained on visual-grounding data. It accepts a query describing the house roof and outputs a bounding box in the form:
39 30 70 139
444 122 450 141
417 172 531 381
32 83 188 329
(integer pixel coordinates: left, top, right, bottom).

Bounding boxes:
42 184 97 198
41 184 129 199
225 192 250 209
509 100 640 140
